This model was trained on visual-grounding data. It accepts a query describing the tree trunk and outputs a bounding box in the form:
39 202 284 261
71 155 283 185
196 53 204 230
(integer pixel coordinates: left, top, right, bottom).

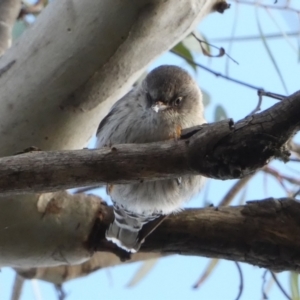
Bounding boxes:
0 0 222 267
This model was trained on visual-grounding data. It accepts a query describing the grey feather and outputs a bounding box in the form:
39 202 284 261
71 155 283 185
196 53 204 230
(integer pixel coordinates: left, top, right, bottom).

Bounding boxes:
96 65 206 252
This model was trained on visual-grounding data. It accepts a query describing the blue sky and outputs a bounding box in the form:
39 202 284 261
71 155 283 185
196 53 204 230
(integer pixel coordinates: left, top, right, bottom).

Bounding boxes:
2 1 300 299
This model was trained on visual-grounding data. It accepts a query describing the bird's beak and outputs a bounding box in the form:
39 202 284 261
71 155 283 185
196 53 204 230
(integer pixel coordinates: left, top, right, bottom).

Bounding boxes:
151 101 168 113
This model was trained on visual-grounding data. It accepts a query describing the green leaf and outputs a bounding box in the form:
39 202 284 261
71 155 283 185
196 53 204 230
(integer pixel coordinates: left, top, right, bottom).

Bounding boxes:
193 259 219 289
201 89 211 107
255 9 288 94
183 32 211 55
290 272 300 300
214 105 227 122
172 42 196 71
12 20 28 40
126 258 158 287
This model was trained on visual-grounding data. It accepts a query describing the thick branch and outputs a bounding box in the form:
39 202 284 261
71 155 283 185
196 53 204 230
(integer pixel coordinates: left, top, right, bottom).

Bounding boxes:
91 198 300 273
0 91 299 194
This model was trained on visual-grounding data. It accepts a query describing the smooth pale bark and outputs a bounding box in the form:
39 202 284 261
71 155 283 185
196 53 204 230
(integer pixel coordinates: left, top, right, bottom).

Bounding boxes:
0 0 223 267
0 192 101 267
0 0 222 155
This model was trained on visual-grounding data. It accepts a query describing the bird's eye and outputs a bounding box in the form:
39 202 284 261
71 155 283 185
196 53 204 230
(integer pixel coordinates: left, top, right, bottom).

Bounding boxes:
173 97 183 107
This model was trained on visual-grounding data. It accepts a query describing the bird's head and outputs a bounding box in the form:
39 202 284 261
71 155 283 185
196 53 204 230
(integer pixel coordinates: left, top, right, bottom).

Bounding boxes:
143 65 202 115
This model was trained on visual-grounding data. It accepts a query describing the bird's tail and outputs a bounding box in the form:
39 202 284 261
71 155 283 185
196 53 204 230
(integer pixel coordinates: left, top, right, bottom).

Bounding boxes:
106 206 160 253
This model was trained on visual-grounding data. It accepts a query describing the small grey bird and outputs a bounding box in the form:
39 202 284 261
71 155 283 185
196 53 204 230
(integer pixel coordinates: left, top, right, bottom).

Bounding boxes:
96 65 205 252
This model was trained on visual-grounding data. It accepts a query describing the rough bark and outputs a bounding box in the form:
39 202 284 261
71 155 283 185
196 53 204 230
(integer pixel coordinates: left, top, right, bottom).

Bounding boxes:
0 91 298 195
0 0 21 56
91 198 300 273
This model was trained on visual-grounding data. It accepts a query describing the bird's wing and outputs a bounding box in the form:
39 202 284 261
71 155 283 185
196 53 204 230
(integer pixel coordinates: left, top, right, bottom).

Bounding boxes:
96 89 136 147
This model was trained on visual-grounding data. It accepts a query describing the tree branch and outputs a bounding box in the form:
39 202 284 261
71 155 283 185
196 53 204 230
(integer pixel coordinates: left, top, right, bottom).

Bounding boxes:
91 197 300 273
0 90 299 194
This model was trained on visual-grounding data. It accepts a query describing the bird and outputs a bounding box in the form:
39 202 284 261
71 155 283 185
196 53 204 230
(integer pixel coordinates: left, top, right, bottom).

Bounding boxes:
95 65 205 253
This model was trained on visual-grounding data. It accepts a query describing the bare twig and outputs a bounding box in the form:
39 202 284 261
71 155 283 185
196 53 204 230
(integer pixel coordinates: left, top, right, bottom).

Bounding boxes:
10 274 25 300
270 271 292 300
293 188 300 198
172 51 286 99
261 270 269 300
235 0 300 14
249 89 286 115
211 31 300 43
263 167 300 186
54 284 67 300
192 258 219 289
234 261 244 300
248 90 263 115
218 175 254 206
191 33 239 64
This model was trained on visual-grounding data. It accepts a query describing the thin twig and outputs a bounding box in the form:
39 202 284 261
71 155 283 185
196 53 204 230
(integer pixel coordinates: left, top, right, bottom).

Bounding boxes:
235 0 300 14
263 166 300 186
192 258 219 289
249 90 263 115
258 90 286 101
10 274 25 300
270 271 292 300
219 175 254 206
211 31 300 43
191 33 239 64
234 261 244 300
54 284 67 300
171 51 286 100
261 270 269 300
249 88 288 115
293 188 300 198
